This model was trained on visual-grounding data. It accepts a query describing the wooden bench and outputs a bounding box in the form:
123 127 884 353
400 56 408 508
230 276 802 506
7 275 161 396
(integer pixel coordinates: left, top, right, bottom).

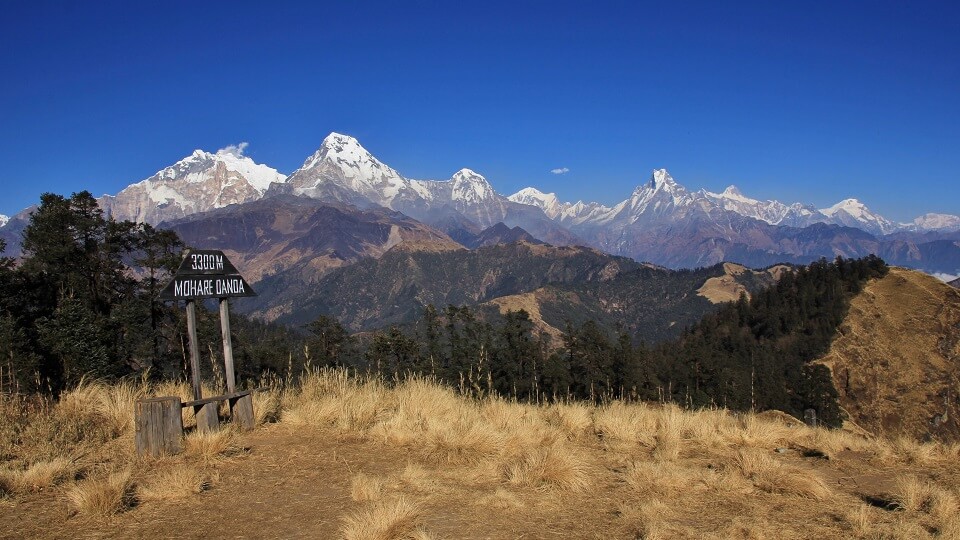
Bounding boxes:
135 389 261 457
182 390 256 433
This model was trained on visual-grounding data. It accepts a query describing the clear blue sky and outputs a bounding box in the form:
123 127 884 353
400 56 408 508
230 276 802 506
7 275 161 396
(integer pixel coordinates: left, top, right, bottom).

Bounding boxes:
1 0 958 222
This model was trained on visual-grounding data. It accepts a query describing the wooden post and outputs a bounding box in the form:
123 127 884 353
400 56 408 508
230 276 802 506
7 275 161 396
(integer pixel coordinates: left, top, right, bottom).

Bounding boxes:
195 402 219 433
219 298 236 394
186 300 202 401
231 393 255 431
135 397 183 457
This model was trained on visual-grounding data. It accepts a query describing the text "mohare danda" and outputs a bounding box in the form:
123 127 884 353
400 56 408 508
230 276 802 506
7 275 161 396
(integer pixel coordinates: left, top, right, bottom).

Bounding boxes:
173 277 246 297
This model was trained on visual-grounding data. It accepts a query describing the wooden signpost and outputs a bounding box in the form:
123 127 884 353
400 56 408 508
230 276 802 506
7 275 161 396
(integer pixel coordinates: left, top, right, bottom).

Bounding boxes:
136 249 257 456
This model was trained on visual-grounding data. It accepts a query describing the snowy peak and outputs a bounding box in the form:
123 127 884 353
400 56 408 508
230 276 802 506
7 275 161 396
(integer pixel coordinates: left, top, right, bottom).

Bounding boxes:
149 146 285 193
821 198 867 218
816 198 896 235
509 187 563 218
99 143 287 224
302 132 386 171
0 214 8 228
647 168 682 193
912 213 960 232
289 132 410 206
450 168 496 203
723 185 744 197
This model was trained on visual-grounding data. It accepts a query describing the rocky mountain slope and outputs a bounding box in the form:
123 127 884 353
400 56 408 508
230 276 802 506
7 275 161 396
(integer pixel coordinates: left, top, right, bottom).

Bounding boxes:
816 267 960 441
100 145 286 224
243 240 780 345
163 196 462 320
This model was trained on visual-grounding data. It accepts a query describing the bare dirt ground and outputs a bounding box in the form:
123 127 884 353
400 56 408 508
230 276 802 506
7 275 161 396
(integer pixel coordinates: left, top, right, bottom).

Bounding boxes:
4 413 956 540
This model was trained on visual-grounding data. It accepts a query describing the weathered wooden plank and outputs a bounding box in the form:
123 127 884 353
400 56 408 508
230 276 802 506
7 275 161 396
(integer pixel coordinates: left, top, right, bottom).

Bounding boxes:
195 401 219 433
231 393 255 431
135 397 183 457
186 300 202 401
220 298 237 394
182 390 252 408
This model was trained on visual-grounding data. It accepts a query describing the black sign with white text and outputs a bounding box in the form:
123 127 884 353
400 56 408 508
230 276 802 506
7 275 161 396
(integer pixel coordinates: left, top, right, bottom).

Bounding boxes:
158 250 256 300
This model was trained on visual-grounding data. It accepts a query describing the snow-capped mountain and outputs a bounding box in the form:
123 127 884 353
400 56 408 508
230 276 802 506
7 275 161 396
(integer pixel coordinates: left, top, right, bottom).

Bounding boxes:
820 199 897 236
702 186 821 228
99 145 287 224
508 188 564 219
909 213 960 232
284 133 420 209
512 171 949 238
280 133 579 244
4 131 958 273
0 215 8 228
508 187 612 226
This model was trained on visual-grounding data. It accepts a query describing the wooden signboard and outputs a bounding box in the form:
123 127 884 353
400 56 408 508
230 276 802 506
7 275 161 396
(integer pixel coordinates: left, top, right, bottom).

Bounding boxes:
159 250 256 400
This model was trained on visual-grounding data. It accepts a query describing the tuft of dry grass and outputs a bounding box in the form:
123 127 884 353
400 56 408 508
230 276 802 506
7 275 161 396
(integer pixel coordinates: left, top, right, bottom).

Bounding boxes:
734 449 831 500
844 504 873 538
340 496 434 540
624 461 697 497
351 472 385 502
503 444 591 492
893 475 934 513
544 402 593 440
66 469 135 517
137 464 208 502
184 428 243 464
618 498 672 540
13 458 75 492
652 405 685 462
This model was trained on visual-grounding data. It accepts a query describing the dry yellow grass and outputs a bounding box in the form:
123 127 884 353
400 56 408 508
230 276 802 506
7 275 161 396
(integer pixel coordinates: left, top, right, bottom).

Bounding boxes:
6 369 960 537
183 428 243 465
12 457 75 492
733 448 831 499
65 469 134 517
340 496 434 540
136 464 208 502
351 472 386 502
816 267 960 442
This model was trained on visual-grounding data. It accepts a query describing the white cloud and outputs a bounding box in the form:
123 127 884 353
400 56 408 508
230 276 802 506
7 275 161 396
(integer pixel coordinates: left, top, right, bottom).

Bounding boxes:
932 272 959 283
216 142 249 157
550 167 570 175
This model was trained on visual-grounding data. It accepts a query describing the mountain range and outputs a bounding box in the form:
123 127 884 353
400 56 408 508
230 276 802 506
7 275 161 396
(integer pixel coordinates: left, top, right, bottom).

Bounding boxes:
2 132 959 279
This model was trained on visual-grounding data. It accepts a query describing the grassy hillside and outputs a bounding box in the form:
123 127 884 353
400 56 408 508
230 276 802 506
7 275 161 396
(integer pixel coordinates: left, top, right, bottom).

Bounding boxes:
817 267 960 442
3 372 960 538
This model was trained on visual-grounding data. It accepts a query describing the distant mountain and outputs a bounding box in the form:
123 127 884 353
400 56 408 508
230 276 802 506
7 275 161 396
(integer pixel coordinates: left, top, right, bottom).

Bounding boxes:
461 223 542 249
0 215 7 228
246 241 779 344
949 277 960 289
252 242 642 330
507 169 960 273
512 169 952 237
162 196 461 320
275 133 581 247
3 132 959 277
99 147 287 224
911 213 960 232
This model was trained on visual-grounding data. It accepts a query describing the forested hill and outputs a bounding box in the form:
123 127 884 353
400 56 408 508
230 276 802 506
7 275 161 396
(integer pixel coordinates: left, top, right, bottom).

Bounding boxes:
292 256 887 429
634 255 890 426
245 242 645 330
243 241 780 345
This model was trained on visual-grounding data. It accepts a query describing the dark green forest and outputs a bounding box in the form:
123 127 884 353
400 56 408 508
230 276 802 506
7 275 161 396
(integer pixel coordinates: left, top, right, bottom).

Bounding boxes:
1 192 887 426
